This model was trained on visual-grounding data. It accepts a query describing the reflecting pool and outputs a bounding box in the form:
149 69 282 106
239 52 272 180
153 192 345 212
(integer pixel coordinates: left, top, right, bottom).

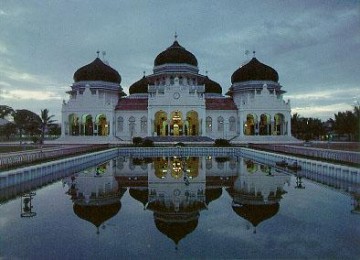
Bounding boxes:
1 155 359 259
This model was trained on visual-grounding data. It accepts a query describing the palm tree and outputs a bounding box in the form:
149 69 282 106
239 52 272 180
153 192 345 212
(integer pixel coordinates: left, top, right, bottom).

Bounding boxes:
40 109 56 143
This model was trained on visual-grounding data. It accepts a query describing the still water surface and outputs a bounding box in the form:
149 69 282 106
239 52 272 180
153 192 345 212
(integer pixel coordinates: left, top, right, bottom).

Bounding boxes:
1 155 359 259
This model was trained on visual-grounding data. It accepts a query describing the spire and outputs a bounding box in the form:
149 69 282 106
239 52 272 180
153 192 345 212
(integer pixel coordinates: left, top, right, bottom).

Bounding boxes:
174 31 178 41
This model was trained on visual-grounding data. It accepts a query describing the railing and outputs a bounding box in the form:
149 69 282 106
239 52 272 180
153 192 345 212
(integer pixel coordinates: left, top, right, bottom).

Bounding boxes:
0 144 109 170
117 147 238 157
250 144 360 164
240 148 360 183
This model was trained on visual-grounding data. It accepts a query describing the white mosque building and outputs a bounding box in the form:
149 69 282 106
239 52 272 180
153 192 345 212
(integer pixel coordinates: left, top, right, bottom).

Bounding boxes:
60 36 295 143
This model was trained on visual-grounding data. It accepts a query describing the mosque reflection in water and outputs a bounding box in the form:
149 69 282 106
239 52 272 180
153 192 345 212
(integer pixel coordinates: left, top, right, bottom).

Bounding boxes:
63 156 291 244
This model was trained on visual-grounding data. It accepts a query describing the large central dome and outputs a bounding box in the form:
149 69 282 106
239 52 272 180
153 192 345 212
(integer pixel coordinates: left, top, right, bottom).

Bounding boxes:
154 40 198 67
73 57 121 84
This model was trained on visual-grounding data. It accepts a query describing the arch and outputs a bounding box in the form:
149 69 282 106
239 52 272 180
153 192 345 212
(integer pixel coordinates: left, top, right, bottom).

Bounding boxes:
117 116 124 132
68 113 79 136
259 113 271 135
274 113 285 135
82 114 93 136
95 114 108 136
186 157 199 178
244 114 257 135
186 111 199 136
229 116 236 132
154 111 168 136
217 116 224 132
141 116 147 133
170 110 183 136
129 116 136 137
170 157 183 179
154 157 168 179
206 116 212 133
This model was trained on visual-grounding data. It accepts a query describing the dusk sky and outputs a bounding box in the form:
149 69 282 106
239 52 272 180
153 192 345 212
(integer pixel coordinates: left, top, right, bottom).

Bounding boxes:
0 0 359 121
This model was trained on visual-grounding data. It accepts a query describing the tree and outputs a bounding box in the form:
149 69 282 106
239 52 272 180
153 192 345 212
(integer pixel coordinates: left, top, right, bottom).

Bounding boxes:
0 105 14 119
1 122 16 140
13 109 41 144
334 110 357 141
291 113 325 140
40 109 56 143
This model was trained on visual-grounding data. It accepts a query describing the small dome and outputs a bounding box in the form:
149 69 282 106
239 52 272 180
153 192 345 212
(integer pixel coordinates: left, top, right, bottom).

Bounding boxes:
154 40 198 67
129 76 149 94
73 57 121 84
231 57 278 84
200 76 222 94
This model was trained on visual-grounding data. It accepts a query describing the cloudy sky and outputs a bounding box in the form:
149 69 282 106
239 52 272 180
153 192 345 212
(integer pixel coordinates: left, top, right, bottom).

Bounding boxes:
0 0 359 121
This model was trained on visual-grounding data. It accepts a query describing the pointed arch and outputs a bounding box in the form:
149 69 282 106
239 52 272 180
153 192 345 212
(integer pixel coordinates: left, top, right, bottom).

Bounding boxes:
244 114 257 135
274 113 285 135
186 110 199 136
259 113 271 135
154 111 168 136
69 113 79 136
206 116 212 133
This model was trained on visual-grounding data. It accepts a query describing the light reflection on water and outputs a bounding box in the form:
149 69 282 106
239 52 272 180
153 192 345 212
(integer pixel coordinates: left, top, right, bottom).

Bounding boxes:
0 155 359 259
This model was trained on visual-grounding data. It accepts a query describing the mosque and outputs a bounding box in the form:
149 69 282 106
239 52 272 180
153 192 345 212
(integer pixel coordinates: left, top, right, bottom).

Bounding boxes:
60 36 295 143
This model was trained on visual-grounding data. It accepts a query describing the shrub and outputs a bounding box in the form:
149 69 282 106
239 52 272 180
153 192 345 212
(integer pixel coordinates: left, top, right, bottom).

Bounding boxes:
132 137 143 146
174 142 185 147
214 138 231 147
142 139 154 147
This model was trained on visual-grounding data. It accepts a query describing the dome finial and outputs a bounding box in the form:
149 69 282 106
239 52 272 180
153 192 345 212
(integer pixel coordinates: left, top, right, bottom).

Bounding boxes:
174 31 178 41
253 50 256 57
96 50 100 58
143 70 146 77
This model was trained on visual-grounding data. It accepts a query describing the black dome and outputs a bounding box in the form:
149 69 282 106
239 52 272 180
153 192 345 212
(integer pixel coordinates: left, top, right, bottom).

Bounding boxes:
200 76 222 94
73 202 121 228
74 57 121 84
154 41 198 67
129 76 149 94
231 57 278 84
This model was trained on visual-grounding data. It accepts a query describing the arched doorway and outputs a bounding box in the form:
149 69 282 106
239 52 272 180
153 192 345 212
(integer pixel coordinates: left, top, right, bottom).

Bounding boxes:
154 111 168 136
82 114 93 136
96 114 108 136
170 110 183 136
244 114 257 135
186 111 199 136
259 114 271 135
274 113 285 135
69 114 79 136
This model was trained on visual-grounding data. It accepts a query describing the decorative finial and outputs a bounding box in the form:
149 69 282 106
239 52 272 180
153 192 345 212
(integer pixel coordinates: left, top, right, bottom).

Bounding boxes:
143 71 146 77
253 50 256 57
174 31 178 41
96 50 100 58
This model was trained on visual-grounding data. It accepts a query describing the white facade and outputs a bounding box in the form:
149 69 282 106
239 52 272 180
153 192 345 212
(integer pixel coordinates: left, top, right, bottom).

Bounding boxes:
60 40 296 143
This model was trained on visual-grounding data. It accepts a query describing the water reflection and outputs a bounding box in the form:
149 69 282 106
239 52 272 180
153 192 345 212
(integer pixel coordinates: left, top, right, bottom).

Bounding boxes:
63 162 126 234
63 156 293 244
227 159 290 233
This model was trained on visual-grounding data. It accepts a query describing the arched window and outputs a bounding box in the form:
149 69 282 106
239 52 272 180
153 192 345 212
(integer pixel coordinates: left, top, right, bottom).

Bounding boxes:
218 116 224 132
229 116 236 131
141 116 147 133
206 116 212 133
129 116 136 136
117 116 124 132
